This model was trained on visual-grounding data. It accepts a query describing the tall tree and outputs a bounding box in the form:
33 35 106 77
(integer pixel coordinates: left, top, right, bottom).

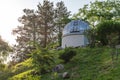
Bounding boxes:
12 0 71 62
55 1 71 46
73 0 120 27
12 9 38 62
37 0 55 48
73 0 120 47
12 0 55 61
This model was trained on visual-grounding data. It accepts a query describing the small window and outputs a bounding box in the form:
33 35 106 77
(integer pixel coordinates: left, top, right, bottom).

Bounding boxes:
70 26 80 33
73 21 78 26
70 21 80 33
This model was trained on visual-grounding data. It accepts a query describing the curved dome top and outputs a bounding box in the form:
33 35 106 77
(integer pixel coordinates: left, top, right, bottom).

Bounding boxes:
63 20 90 36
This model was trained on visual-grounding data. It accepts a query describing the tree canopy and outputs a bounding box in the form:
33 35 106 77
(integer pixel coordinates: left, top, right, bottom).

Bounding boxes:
97 20 120 46
1 0 120 80
12 0 71 62
73 0 120 27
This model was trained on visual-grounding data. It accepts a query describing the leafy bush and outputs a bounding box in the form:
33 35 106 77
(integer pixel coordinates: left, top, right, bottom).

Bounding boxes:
97 20 120 45
59 48 77 63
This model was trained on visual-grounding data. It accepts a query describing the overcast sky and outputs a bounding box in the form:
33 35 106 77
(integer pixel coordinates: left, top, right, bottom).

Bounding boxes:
0 0 96 45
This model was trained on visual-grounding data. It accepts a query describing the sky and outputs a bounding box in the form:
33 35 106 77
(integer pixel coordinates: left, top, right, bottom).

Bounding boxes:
0 0 96 46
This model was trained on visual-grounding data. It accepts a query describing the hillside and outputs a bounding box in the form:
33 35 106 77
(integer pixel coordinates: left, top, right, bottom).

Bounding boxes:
42 47 120 80
1 47 120 80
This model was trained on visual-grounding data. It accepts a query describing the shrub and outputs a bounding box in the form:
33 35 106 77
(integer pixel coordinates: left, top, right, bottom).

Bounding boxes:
59 48 77 63
97 20 120 45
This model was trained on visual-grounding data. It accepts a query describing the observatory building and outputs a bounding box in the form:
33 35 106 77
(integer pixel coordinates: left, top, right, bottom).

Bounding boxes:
62 20 90 48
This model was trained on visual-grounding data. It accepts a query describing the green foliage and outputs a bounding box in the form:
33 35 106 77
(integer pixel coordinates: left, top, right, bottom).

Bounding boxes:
2 47 120 80
30 43 55 74
12 9 37 62
61 47 120 80
13 58 33 74
0 67 13 80
46 42 59 49
5 43 56 80
0 63 5 71
0 36 12 63
59 48 77 63
85 28 97 48
12 0 71 62
73 0 120 27
9 70 41 80
55 1 71 47
73 0 120 48
97 20 120 46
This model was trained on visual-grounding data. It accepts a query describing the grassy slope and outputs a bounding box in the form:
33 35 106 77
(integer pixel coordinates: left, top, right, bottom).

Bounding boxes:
5 47 120 80
43 47 120 80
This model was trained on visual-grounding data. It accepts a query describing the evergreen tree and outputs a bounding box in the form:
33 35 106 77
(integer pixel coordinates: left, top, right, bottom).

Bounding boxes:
12 0 55 61
55 1 71 46
12 9 38 62
37 0 55 48
12 0 71 62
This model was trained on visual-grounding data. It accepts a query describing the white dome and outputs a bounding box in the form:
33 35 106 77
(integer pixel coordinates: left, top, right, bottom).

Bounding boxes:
63 20 90 36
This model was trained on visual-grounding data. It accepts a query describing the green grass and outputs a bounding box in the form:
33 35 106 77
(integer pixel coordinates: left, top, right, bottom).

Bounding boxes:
42 47 120 80
3 47 120 80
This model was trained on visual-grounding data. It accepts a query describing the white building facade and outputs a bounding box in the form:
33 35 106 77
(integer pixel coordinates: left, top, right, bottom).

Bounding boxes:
62 20 90 48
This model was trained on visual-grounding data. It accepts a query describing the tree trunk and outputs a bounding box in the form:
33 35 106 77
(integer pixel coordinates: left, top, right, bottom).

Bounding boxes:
44 24 47 48
58 25 62 47
33 22 36 47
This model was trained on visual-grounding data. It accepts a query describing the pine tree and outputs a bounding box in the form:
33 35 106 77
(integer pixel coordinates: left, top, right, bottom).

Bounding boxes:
12 0 55 61
55 1 71 46
37 0 55 48
12 9 38 62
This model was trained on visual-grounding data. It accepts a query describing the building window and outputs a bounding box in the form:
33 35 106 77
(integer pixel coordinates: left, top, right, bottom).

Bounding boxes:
70 21 80 33
73 21 78 26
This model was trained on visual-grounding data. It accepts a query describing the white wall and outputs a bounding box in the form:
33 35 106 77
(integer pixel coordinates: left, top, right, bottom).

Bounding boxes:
62 34 85 48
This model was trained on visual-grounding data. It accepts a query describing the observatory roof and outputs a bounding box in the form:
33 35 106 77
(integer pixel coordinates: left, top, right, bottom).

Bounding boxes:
63 20 90 36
